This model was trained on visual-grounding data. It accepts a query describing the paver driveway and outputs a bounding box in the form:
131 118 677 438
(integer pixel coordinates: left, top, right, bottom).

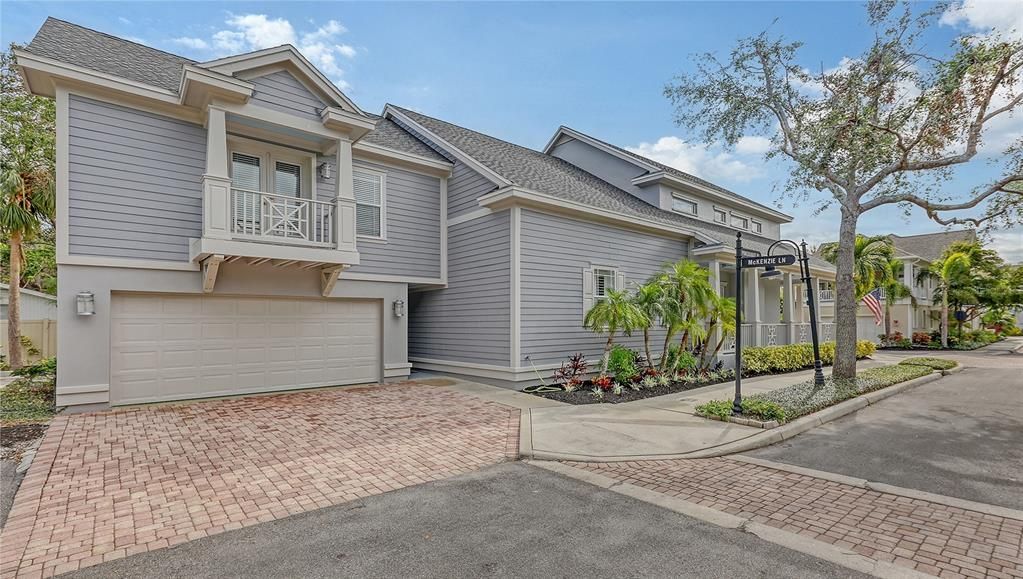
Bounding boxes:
0 381 519 578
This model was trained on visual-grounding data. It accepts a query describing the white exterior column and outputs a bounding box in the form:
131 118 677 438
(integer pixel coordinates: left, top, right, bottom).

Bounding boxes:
335 138 357 253
782 271 794 342
708 260 723 352
201 106 231 240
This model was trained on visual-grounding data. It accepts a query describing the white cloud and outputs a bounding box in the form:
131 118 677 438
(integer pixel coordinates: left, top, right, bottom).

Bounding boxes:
626 136 764 183
169 15 357 90
225 14 296 48
337 44 357 59
173 37 209 50
118 17 132 25
735 136 772 155
987 229 1023 264
941 0 1023 41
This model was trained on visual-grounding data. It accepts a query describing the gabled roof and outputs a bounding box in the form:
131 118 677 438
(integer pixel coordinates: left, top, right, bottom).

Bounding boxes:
0 283 57 302
383 106 835 268
889 230 977 262
25 17 193 93
545 126 792 222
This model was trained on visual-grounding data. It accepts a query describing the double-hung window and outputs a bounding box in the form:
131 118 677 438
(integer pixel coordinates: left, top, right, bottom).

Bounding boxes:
593 268 617 303
583 266 624 317
671 195 698 216
730 214 749 229
751 220 762 234
714 208 727 224
354 168 385 238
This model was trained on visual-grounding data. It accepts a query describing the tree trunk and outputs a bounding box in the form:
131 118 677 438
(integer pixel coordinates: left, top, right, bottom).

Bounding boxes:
7 230 24 370
700 320 718 370
832 206 859 379
941 286 949 348
601 331 616 374
659 330 673 372
642 328 654 369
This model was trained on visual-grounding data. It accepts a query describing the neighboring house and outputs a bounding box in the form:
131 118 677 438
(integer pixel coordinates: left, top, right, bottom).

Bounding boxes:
1 284 58 362
16 18 836 410
817 229 977 340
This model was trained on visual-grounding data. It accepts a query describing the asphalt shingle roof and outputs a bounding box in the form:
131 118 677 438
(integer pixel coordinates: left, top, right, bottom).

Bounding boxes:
890 230 977 262
25 18 193 93
360 116 448 162
391 106 832 269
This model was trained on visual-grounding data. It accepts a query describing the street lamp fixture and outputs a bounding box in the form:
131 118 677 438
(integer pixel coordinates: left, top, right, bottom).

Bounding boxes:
733 234 826 416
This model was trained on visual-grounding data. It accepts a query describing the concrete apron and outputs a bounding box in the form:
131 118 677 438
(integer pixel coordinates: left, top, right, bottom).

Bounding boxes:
520 362 942 462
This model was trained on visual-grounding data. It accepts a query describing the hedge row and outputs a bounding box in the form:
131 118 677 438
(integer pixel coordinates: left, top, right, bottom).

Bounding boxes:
742 340 876 375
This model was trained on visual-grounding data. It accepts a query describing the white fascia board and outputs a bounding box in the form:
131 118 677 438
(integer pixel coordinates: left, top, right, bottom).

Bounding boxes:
200 46 367 117
383 106 513 188
320 106 377 140
542 126 660 172
479 187 719 245
179 65 253 106
14 50 179 103
633 172 794 223
352 141 453 176
0 283 57 301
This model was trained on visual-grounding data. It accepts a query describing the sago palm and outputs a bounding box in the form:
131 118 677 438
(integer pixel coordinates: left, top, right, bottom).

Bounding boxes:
583 288 649 373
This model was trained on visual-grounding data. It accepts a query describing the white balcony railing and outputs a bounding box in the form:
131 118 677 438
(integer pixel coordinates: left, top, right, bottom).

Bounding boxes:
819 289 835 301
231 188 335 247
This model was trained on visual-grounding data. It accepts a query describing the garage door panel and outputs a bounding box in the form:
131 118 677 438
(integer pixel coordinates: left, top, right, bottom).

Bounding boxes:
110 295 382 405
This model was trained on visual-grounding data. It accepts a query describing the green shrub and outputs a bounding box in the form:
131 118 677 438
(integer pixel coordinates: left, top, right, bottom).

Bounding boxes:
662 344 697 373
607 346 639 383
695 399 733 420
898 357 957 371
741 340 874 375
10 357 56 378
740 398 787 422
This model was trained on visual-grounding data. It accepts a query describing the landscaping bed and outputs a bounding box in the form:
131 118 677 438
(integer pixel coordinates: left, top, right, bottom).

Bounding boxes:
696 364 936 425
529 371 734 405
1 358 57 462
878 330 1004 352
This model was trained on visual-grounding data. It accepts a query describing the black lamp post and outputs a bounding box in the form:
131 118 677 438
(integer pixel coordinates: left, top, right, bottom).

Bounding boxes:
732 236 826 417
760 239 826 387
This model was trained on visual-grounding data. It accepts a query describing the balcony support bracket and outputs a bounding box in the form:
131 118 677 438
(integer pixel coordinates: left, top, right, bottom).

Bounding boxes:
321 264 346 297
202 254 225 293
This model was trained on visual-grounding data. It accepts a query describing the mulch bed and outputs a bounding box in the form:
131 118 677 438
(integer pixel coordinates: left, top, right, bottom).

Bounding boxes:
526 377 732 405
0 422 49 462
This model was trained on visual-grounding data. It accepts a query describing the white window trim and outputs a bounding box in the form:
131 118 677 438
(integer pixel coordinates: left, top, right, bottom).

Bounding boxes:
670 194 699 216
227 137 315 198
751 219 763 234
592 266 618 302
353 164 387 241
713 207 727 224
581 264 625 319
730 212 750 230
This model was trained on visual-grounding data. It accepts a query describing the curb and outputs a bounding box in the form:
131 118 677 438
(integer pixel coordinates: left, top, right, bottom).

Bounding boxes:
728 455 1023 522
15 437 43 475
522 371 944 462
527 460 936 579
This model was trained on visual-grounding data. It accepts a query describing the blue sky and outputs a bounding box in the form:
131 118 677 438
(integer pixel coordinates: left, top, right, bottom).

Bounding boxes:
3 1 1021 260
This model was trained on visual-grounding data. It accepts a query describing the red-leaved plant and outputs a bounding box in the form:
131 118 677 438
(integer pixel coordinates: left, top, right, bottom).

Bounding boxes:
593 374 614 391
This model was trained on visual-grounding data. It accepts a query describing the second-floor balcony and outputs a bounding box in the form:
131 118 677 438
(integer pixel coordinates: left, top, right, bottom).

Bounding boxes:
230 188 335 247
819 288 835 301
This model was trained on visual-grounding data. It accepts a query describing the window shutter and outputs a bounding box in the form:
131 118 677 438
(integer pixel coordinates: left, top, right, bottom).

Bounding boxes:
616 271 626 293
582 267 594 318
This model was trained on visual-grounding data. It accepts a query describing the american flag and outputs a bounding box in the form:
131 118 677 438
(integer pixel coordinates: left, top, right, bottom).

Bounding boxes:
862 289 883 326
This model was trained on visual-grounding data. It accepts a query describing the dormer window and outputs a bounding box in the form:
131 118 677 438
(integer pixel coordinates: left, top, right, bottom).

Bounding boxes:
671 195 698 216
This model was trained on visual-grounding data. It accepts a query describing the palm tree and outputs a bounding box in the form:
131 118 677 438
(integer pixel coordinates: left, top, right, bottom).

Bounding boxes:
879 258 912 342
656 260 713 371
583 288 649 373
819 235 894 299
631 281 669 369
918 251 971 348
699 294 736 370
2 50 56 370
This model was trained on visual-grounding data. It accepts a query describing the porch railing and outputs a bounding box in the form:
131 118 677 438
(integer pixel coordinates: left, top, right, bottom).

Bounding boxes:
231 188 335 247
819 289 835 301
759 323 788 346
724 322 840 351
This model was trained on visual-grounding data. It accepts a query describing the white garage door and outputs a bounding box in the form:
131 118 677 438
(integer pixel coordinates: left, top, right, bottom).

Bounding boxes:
110 294 381 405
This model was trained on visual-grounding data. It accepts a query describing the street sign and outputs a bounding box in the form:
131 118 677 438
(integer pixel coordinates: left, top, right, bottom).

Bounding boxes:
739 254 796 268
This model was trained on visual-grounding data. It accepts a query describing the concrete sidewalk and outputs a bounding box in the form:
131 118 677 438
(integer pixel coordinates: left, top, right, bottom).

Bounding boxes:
441 360 897 462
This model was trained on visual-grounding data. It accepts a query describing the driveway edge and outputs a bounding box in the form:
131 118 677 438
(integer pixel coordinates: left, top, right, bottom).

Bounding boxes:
729 455 1023 522
527 460 935 579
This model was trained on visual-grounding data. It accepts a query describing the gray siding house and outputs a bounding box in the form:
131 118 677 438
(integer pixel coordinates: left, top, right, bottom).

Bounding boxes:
17 18 835 409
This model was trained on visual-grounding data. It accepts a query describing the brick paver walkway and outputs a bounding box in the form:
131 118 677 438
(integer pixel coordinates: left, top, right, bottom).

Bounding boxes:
1 382 519 578
570 459 1023 578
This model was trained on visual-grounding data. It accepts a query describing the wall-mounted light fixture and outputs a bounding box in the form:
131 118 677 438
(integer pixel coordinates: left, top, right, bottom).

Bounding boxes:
76 291 96 316
392 299 406 318
318 162 333 180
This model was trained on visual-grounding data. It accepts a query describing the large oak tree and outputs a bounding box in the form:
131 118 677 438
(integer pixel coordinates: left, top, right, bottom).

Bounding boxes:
664 1 1022 377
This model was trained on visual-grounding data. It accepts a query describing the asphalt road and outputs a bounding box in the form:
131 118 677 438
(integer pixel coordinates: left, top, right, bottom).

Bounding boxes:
68 462 864 579
749 339 1023 509
1 460 22 528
